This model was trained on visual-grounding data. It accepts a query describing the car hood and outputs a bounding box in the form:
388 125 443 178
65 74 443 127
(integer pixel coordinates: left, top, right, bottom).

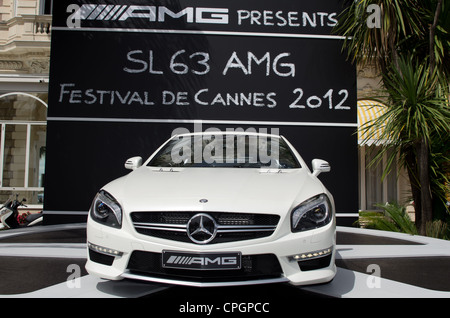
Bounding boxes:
103 167 326 215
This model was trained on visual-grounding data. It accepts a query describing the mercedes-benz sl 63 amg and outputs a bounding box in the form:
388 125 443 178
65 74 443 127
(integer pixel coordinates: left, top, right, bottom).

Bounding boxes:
85 131 336 287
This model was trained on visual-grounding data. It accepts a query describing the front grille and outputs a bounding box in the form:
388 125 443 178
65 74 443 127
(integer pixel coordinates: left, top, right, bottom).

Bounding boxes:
130 212 280 244
127 251 283 283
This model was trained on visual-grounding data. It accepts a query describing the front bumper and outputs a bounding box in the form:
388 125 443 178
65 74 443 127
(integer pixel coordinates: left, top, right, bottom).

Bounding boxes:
85 213 336 287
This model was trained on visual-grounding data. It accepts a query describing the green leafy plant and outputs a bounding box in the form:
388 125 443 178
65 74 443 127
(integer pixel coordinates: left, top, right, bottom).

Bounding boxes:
426 220 449 240
363 202 450 240
364 202 418 235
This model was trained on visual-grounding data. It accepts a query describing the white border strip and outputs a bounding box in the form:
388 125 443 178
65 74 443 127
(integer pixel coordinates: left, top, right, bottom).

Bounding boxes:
338 213 359 217
52 26 347 40
43 211 89 216
0 243 87 259
47 117 358 128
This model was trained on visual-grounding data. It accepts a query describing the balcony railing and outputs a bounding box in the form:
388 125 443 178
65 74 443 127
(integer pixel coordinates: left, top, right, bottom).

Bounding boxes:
35 18 51 35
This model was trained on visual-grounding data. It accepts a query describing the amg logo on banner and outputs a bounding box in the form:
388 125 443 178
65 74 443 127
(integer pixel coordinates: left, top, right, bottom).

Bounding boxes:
65 3 340 30
66 4 229 26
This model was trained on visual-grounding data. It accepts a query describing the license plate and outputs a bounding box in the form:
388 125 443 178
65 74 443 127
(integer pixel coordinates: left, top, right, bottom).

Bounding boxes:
162 251 241 270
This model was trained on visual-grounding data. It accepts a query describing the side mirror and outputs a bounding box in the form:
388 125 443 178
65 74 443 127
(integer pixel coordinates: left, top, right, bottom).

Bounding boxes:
312 159 330 177
125 156 143 170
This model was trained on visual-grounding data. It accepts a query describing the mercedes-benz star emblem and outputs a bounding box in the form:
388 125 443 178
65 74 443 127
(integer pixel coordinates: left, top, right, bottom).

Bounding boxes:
187 213 217 244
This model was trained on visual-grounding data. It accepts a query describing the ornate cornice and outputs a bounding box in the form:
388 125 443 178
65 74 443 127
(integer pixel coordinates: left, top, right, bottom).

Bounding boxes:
0 60 24 70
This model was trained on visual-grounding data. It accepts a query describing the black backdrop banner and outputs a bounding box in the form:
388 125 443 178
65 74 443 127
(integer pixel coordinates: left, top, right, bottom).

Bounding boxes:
44 0 358 225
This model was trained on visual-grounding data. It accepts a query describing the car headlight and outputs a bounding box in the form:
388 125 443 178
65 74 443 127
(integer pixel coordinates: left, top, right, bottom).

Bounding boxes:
291 194 332 232
90 190 122 228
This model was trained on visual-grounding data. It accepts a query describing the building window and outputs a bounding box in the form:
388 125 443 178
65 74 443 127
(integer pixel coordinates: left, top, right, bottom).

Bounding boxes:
39 0 53 15
357 99 409 211
0 93 47 206
359 146 400 211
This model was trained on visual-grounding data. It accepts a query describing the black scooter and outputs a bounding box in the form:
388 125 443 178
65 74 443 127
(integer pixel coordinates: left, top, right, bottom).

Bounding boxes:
0 195 43 229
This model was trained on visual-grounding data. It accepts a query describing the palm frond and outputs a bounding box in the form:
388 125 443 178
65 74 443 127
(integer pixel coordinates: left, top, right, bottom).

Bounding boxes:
334 0 426 71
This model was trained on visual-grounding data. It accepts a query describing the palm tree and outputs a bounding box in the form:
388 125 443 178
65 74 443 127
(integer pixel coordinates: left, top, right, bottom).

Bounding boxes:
336 0 448 75
361 56 449 234
334 0 449 235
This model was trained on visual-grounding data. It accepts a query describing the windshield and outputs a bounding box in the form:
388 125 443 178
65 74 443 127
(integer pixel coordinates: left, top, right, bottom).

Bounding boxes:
147 134 301 169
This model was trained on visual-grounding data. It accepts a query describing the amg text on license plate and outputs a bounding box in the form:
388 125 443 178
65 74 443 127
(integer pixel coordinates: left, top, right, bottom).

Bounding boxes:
162 251 241 270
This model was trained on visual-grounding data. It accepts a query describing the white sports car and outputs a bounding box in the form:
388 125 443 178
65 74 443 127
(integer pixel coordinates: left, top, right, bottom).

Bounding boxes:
85 131 336 287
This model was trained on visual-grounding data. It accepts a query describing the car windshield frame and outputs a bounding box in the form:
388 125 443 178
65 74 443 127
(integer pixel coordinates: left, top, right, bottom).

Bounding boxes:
147 134 302 169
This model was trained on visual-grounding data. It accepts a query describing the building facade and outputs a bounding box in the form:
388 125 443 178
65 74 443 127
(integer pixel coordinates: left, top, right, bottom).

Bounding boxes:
0 0 411 213
0 0 51 208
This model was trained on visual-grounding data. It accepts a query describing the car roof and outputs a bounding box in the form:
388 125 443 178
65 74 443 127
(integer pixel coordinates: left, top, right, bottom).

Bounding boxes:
173 131 282 138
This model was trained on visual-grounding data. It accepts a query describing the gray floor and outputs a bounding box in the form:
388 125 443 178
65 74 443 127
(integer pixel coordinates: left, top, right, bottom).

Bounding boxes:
0 224 449 298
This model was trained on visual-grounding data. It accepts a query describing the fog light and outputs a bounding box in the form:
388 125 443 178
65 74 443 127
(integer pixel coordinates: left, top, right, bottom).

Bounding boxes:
289 247 332 262
88 242 123 257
